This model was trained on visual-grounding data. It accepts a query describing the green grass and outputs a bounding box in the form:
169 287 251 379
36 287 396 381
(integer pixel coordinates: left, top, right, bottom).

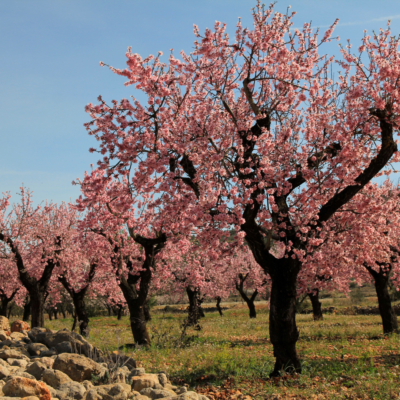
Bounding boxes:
39 303 400 399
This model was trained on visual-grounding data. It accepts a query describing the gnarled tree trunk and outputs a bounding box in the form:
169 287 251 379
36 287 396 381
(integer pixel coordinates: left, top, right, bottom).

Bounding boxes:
235 274 258 318
308 289 323 321
269 259 301 376
364 262 398 334
117 263 152 346
58 263 96 337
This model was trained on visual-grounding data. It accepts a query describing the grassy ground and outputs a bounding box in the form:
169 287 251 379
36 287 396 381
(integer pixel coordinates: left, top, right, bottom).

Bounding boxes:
40 299 400 400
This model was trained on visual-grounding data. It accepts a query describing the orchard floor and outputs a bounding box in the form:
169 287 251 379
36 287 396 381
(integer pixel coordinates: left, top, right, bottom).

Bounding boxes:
41 303 400 400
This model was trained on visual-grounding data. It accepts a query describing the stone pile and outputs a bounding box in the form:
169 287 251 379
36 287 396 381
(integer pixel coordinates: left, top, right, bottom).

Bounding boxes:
0 316 209 400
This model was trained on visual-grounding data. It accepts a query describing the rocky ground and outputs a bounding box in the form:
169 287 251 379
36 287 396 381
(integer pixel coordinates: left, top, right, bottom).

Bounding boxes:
0 316 210 400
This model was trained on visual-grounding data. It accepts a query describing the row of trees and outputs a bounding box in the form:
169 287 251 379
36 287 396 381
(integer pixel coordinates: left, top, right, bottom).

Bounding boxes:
2 1 400 376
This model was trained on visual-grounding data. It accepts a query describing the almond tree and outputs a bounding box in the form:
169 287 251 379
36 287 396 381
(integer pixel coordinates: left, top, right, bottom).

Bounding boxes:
0 189 77 327
315 180 400 333
83 2 400 374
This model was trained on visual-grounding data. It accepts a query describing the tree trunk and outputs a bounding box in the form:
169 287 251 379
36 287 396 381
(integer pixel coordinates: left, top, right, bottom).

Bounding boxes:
235 275 258 318
117 304 123 321
71 311 77 332
364 263 398 334
0 297 9 317
23 297 31 321
72 293 89 336
125 298 150 345
308 290 323 321
375 279 398 334
117 259 153 347
144 303 151 321
269 261 301 376
7 303 15 319
48 309 53 321
216 296 223 316
186 287 204 326
106 304 113 316
58 264 96 337
54 310 58 319
30 291 46 328
60 282 90 336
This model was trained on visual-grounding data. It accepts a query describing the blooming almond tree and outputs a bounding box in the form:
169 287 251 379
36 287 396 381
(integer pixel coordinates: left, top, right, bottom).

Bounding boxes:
314 180 400 333
0 189 78 327
83 2 400 374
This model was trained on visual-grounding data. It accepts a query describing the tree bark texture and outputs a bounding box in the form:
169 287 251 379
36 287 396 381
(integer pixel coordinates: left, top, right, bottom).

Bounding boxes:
186 287 204 327
308 290 323 321
30 291 46 328
23 296 31 321
144 303 151 321
269 260 301 376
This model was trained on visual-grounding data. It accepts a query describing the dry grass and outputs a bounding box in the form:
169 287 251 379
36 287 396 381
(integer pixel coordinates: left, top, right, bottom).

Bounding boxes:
42 301 400 399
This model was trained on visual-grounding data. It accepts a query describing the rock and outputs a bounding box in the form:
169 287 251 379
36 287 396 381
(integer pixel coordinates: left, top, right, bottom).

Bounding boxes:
9 370 36 380
37 357 54 369
34 329 98 358
128 368 146 379
198 396 210 400
84 389 100 400
28 343 49 356
40 349 58 357
8 358 28 368
0 364 10 379
53 353 105 382
0 358 8 367
0 316 10 331
157 373 169 386
10 332 28 341
11 320 30 333
133 396 152 400
131 374 161 392
56 381 86 400
28 327 48 342
0 329 8 341
95 383 129 400
140 387 176 399
54 340 73 354
164 384 177 391
0 349 28 360
114 366 128 383
176 387 188 394
170 392 199 400
42 369 72 388
82 380 94 391
26 361 47 380
48 385 61 399
2 376 51 400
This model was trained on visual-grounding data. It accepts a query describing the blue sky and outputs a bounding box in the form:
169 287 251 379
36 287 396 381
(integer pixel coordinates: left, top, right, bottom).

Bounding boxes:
1 0 400 205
